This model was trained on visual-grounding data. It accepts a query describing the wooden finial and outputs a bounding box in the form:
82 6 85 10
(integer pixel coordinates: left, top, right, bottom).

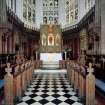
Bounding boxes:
89 63 92 68
87 63 94 75
15 65 19 73
7 62 10 68
21 64 24 70
5 63 12 76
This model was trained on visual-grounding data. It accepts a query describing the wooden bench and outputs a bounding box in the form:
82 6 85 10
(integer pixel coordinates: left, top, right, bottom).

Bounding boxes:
3 58 35 105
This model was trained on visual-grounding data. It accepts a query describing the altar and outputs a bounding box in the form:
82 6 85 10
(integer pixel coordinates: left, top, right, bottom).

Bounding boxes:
40 53 62 69
40 24 62 69
40 53 62 62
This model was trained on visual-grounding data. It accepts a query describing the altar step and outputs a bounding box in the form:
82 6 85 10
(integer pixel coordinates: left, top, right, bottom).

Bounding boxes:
34 69 67 74
42 61 60 69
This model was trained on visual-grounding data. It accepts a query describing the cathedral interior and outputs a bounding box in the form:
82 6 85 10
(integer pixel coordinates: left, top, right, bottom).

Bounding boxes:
0 0 105 105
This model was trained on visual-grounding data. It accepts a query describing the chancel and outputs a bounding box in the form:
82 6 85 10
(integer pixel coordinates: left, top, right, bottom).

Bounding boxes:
0 0 105 105
40 24 62 69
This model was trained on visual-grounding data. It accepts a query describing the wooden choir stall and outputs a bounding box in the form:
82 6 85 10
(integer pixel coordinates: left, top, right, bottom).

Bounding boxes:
4 56 42 105
66 61 95 105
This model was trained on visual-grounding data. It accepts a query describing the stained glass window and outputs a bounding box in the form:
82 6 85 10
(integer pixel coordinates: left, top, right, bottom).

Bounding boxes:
23 3 27 19
23 0 36 23
43 0 59 24
33 10 35 22
65 0 78 24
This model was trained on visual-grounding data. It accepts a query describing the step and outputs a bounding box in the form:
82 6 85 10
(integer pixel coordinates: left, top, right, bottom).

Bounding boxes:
34 69 67 74
42 61 60 69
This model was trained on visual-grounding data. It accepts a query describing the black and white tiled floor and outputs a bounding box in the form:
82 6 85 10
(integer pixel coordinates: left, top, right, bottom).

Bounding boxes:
16 73 83 105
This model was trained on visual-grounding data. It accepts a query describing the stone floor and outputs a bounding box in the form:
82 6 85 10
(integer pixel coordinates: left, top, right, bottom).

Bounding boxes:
16 70 83 105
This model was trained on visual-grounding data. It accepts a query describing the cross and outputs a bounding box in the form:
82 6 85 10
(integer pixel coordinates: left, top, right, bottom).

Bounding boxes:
5 63 12 76
87 63 94 75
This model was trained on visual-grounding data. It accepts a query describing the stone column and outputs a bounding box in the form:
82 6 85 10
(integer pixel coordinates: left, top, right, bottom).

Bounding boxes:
100 0 105 54
95 0 105 54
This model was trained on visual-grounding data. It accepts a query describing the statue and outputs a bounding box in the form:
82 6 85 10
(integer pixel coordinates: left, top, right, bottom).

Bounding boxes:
55 34 60 46
42 34 47 46
48 33 54 46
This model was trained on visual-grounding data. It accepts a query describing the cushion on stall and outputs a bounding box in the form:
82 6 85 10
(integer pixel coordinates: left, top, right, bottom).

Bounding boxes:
0 80 4 89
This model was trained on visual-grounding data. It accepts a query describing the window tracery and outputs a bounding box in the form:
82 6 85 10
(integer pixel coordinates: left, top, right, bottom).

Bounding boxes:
43 0 59 24
23 0 36 24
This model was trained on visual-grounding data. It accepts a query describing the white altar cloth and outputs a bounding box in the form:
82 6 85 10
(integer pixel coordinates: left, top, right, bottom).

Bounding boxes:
40 53 62 62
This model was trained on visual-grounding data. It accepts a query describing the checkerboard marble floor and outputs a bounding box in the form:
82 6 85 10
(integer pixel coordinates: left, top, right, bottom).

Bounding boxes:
16 73 83 105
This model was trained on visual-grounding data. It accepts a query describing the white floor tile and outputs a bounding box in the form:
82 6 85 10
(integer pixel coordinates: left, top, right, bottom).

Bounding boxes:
33 96 43 101
22 96 31 101
17 102 28 105
45 96 56 101
70 96 78 101
72 102 83 105
58 96 68 101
